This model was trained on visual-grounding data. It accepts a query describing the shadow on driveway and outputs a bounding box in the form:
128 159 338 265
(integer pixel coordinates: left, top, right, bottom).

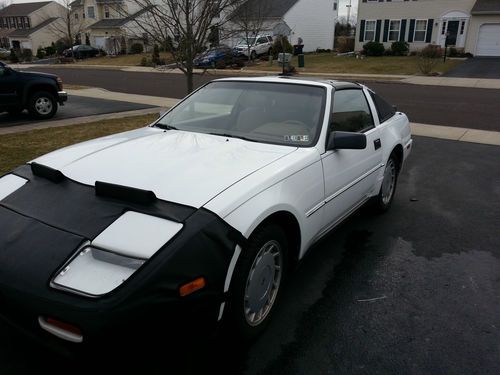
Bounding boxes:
0 96 154 128
444 57 500 78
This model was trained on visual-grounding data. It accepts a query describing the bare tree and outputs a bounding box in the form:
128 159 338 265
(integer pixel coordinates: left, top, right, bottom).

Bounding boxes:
230 0 269 61
125 0 244 93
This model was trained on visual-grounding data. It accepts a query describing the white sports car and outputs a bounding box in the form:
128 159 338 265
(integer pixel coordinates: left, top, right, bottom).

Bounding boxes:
0 77 411 346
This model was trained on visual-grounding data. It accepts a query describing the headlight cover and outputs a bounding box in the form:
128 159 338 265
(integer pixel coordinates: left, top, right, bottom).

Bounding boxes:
0 174 28 201
52 211 184 297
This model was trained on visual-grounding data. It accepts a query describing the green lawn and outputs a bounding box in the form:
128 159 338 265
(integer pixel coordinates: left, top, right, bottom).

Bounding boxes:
0 114 156 175
254 54 463 75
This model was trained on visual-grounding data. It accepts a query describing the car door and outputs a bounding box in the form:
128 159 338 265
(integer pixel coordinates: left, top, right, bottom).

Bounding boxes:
320 88 383 229
256 37 268 55
0 64 19 106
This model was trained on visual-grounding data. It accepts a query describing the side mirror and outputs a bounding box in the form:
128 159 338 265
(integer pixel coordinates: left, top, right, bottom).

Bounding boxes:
327 131 367 151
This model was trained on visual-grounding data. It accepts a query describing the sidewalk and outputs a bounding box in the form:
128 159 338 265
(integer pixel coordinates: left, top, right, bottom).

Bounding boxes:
13 63 500 90
1 88 499 146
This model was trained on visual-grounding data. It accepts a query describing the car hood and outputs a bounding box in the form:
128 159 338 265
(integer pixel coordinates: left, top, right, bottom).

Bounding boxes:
33 127 297 208
16 70 57 80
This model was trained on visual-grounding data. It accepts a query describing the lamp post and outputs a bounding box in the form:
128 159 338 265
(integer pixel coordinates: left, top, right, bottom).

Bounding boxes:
346 0 352 25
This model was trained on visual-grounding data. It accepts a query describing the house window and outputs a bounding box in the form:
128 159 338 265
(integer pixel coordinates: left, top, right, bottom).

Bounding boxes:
414 19 427 42
16 17 23 28
364 20 376 41
75 13 79 20
83 12 85 19
441 21 447 35
104 5 110 18
25 17 30 28
389 20 401 41
87 6 95 19
333 2 337 11
460 21 465 35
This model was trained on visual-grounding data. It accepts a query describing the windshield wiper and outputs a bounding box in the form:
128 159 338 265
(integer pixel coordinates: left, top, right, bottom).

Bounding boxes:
209 132 257 142
155 123 178 130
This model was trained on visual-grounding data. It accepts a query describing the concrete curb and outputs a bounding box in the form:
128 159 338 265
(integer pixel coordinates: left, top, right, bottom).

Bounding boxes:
411 123 500 146
67 88 179 107
0 107 163 135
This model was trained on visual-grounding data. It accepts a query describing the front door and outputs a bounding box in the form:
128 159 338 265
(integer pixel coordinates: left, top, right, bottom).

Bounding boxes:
446 20 460 46
320 88 383 231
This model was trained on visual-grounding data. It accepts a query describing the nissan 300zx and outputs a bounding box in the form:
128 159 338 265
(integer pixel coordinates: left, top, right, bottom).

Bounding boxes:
0 77 412 346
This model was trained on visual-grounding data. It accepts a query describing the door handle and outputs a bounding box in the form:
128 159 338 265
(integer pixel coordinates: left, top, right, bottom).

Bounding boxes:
374 139 381 150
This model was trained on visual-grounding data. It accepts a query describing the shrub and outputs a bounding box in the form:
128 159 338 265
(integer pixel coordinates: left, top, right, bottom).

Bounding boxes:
21 49 32 62
447 47 458 57
98 49 107 57
36 47 46 59
130 43 144 54
391 41 409 56
420 44 442 58
9 49 19 63
362 41 384 56
152 44 161 65
272 36 293 59
335 36 354 53
44 44 56 56
383 49 394 56
418 44 443 75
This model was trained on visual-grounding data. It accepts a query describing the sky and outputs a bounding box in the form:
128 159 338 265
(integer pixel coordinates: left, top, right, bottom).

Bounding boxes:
9 0 359 19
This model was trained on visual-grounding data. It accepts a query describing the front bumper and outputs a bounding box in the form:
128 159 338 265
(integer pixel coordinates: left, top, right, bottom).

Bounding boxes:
57 91 68 105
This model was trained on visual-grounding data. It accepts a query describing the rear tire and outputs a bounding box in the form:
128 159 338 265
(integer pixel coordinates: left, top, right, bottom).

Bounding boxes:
28 91 57 119
250 50 257 60
227 224 287 340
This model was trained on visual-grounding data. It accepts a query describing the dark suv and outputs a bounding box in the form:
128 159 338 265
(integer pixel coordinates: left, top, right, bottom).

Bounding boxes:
0 61 67 119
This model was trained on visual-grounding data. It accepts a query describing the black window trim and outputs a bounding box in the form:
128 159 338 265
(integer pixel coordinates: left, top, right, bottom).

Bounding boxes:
326 87 376 149
368 89 396 124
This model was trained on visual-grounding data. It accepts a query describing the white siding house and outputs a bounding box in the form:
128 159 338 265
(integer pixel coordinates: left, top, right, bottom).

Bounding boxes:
226 0 339 52
355 0 500 56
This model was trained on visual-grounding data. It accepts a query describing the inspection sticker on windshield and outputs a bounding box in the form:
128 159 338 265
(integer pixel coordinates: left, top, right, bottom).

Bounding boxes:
284 135 309 142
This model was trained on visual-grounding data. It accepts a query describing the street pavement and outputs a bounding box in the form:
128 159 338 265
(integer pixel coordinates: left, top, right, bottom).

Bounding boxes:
24 67 500 131
0 135 498 374
0 96 154 128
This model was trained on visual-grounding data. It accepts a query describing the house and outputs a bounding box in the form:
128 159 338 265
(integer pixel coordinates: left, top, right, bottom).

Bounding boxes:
69 0 151 54
226 0 339 52
355 0 500 57
0 1 66 52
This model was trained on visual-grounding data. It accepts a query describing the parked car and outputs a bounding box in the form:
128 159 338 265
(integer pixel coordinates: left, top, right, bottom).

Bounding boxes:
193 45 238 69
63 45 100 59
0 77 411 348
0 47 10 59
0 61 67 119
233 34 273 59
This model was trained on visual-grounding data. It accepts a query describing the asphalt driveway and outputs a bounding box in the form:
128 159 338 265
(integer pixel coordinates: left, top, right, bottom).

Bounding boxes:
444 57 500 78
0 96 155 128
0 135 499 374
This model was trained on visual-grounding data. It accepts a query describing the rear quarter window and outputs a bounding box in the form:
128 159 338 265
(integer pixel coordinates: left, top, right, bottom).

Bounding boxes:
369 91 396 124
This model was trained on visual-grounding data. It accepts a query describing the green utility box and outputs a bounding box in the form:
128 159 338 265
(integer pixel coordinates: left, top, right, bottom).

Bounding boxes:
298 54 305 68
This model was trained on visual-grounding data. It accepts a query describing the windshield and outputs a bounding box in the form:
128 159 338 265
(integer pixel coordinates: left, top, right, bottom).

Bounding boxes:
155 81 326 147
238 37 256 46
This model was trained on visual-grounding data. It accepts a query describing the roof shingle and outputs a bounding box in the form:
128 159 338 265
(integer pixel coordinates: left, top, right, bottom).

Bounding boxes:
0 1 52 17
471 0 500 14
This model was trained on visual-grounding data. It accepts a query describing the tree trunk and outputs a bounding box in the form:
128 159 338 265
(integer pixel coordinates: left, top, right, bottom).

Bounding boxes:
187 68 194 93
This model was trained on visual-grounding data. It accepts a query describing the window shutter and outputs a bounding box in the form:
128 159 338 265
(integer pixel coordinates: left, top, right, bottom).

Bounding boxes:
426 19 434 43
359 20 366 42
408 19 416 42
379 0 384 2
400 19 407 41
375 20 382 42
383 20 390 42
362 0 367 2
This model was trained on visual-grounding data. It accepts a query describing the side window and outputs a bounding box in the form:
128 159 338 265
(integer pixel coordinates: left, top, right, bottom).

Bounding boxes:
257 37 267 44
331 89 374 133
369 91 396 124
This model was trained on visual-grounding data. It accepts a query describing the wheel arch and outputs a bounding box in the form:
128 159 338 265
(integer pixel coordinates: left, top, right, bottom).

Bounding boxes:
391 143 404 172
248 210 302 269
23 82 57 105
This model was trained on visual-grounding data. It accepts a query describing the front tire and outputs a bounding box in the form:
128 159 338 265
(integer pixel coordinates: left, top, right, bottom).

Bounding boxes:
28 91 57 119
227 224 287 340
250 50 257 60
373 154 399 212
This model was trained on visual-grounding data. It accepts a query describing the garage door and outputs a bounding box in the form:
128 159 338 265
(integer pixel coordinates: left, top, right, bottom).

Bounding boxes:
477 24 500 56
94 37 106 49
